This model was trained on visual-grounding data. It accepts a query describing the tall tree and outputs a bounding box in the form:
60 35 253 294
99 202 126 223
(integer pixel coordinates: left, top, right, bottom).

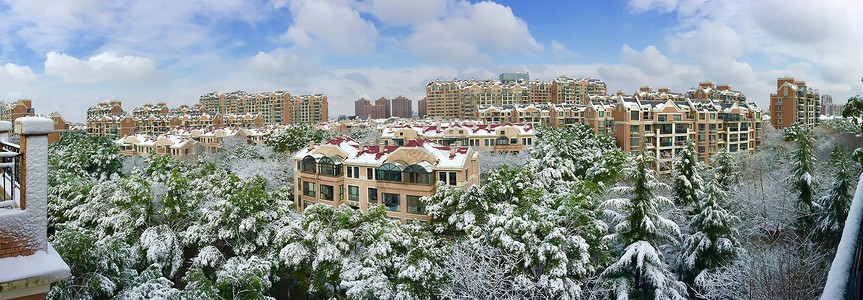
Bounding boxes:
599 151 686 299
673 140 704 209
712 149 738 188
813 146 854 250
785 123 817 235
678 178 740 294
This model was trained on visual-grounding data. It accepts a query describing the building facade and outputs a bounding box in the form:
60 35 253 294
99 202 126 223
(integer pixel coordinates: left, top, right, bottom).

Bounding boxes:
380 122 535 153
391 96 412 118
293 137 479 224
1 99 35 122
770 77 821 129
354 98 371 117
821 94 843 116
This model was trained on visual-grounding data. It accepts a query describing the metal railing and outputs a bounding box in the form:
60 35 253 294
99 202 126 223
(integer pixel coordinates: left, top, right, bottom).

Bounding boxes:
822 173 863 299
0 140 20 209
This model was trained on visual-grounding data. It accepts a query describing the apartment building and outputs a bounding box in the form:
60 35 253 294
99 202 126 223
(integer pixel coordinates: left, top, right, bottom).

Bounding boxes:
686 82 747 103
355 98 371 117
199 90 291 124
478 101 615 137
380 122 535 153
391 96 412 118
418 98 428 119
1 99 36 122
611 96 763 171
288 94 328 124
116 134 198 158
821 94 843 116
87 101 124 119
425 75 607 119
770 77 821 128
87 113 137 140
293 137 479 224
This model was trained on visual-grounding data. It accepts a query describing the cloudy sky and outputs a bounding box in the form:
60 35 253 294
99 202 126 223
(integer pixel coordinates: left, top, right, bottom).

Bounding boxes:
0 0 861 122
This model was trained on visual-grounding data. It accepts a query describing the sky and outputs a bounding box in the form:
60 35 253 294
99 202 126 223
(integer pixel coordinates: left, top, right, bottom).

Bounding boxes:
0 0 861 122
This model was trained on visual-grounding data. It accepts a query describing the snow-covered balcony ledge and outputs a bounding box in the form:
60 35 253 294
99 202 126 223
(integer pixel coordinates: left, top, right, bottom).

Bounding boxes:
822 172 863 300
0 118 71 300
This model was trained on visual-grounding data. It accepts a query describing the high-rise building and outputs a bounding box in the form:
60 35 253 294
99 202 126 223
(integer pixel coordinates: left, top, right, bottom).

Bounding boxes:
425 76 608 119
821 94 842 116
499 72 529 84
199 90 291 124
418 98 428 119
375 97 392 118
391 96 412 118
355 98 371 117
288 94 328 124
770 77 821 129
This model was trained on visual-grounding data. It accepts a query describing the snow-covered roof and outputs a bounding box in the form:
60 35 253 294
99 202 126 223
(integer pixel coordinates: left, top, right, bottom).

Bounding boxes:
295 137 472 169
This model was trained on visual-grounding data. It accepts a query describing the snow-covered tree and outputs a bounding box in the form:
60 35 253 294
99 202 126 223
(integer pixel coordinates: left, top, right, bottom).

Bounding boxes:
528 124 626 187
672 140 704 208
785 123 817 235
264 124 334 153
599 152 686 299
678 178 740 293
712 149 738 188
813 146 854 250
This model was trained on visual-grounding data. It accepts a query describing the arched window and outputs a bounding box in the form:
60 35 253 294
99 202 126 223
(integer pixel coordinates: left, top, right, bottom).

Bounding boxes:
404 164 431 185
301 156 317 173
319 156 343 176
496 136 509 145
377 163 403 182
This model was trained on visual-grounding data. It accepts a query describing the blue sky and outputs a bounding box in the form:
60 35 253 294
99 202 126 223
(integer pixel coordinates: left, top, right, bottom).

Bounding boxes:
0 0 860 122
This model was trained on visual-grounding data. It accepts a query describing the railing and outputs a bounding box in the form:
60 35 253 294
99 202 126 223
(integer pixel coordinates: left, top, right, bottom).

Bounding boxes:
822 173 863 299
0 140 20 209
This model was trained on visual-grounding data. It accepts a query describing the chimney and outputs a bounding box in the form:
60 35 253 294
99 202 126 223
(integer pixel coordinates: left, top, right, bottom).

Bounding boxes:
358 144 365 152
449 147 456 156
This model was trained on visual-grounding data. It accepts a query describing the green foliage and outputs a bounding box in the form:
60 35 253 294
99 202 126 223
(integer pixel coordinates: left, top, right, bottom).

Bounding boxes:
712 149 739 188
528 124 627 187
673 140 704 209
50 229 137 299
785 123 817 235
49 130 123 183
813 146 854 250
263 124 334 153
843 95 863 162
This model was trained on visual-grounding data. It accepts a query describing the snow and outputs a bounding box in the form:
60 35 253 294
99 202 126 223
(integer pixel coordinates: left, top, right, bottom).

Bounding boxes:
821 172 863 299
16 117 54 135
0 243 70 283
0 121 11 132
0 133 49 255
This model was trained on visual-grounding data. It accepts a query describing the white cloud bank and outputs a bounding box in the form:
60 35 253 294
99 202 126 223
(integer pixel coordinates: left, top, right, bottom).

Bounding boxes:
44 52 159 84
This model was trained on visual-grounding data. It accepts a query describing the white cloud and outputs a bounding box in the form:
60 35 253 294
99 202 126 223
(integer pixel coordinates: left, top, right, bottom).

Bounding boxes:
620 45 672 76
406 1 542 65
0 63 36 81
44 51 158 84
364 0 449 26
246 48 324 84
279 0 378 55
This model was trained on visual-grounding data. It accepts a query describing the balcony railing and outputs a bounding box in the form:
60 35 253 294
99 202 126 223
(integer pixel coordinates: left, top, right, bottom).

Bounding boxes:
822 173 863 299
0 141 20 209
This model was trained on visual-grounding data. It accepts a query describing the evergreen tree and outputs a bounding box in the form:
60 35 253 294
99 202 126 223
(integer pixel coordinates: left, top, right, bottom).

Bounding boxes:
679 178 740 294
599 151 686 299
786 123 817 235
712 149 738 188
813 146 854 250
673 140 704 208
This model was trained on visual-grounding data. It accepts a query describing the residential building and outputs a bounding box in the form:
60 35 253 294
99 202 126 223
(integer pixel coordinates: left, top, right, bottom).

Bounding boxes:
293 137 479 224
288 94 328 124
380 122 535 153
418 98 428 119
48 111 70 144
686 82 747 103
370 103 388 119
770 77 821 128
116 134 199 158
821 94 843 116
199 90 292 124
375 97 392 118
355 98 371 117
391 96 412 118
86 101 124 119
500 72 529 84
1 99 35 122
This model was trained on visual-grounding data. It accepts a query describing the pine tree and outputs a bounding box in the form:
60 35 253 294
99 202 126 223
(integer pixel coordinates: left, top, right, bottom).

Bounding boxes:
786 123 817 235
679 178 739 293
712 149 738 188
813 146 854 250
673 140 704 209
599 151 687 299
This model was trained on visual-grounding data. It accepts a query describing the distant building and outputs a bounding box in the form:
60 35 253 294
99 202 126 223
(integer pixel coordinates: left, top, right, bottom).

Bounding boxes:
770 77 821 128
354 98 371 117
418 98 428 119
686 82 748 103
821 94 843 116
499 72 529 84
1 99 35 122
375 97 392 118
391 96 412 118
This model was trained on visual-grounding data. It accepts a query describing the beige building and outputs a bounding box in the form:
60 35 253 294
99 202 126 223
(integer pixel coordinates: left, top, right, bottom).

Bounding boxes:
288 94 328 124
381 122 535 153
293 137 479 224
116 134 199 158
770 77 821 129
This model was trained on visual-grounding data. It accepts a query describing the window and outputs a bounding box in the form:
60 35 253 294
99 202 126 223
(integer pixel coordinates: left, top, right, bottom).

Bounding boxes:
710 113 716 120
630 111 639 120
484 139 489 146
368 188 378 205
383 193 400 211
303 181 316 197
407 196 425 215
348 185 359 201
673 115 681 121
658 114 667 122
630 125 638 133
404 164 432 184
496 136 509 145
320 184 334 200
449 172 457 185
698 124 705 131
318 156 342 176
347 166 353 178
301 156 317 173
377 163 403 182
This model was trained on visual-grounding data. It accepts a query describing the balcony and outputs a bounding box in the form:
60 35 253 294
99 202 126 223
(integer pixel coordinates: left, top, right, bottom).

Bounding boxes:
823 173 863 299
